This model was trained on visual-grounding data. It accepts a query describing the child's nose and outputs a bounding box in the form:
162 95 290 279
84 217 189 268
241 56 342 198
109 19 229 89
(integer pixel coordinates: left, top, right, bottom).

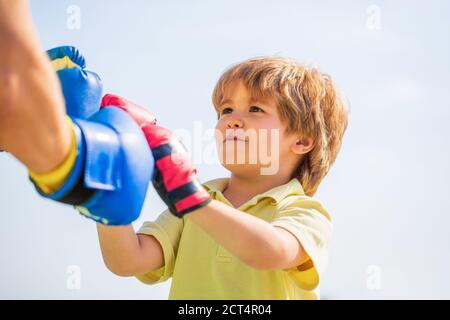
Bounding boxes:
226 117 244 129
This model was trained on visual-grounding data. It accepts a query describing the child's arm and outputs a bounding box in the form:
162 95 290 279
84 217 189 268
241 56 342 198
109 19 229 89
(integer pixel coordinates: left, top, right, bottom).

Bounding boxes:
0 0 72 173
187 200 310 271
96 224 164 277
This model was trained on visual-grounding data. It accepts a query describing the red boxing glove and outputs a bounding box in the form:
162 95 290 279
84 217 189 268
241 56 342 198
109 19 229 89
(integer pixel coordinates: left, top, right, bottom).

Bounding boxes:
101 94 212 218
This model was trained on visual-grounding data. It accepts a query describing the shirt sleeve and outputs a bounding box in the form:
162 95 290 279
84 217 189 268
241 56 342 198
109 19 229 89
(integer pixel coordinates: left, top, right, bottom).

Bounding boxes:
134 208 184 285
270 197 333 291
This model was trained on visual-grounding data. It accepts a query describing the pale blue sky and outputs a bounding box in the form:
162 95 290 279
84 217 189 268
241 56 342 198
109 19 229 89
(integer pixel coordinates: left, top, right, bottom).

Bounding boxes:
0 0 449 299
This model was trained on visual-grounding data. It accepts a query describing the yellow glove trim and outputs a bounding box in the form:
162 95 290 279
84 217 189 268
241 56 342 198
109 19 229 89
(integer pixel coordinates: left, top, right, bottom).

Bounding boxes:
29 116 77 194
51 56 79 71
77 206 110 225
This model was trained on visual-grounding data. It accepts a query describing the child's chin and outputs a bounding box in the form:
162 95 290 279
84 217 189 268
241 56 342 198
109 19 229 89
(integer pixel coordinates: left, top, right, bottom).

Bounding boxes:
220 161 263 175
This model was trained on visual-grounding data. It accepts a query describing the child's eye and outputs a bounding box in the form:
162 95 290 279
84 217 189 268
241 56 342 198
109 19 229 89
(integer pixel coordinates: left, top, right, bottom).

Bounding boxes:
250 106 264 113
221 107 233 115
218 106 264 118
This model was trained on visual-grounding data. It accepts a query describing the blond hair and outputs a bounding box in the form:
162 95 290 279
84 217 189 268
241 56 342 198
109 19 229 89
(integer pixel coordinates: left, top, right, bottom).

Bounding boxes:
212 56 349 196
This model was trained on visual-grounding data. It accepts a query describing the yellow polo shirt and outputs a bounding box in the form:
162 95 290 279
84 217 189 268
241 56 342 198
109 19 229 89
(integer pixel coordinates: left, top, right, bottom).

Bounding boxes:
136 177 333 300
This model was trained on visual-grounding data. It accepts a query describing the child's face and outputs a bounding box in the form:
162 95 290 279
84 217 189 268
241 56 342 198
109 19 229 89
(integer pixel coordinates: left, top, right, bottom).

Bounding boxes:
215 80 303 177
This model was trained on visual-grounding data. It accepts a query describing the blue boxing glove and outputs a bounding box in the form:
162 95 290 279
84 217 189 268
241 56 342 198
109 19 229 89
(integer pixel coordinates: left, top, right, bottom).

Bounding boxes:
47 46 102 119
33 108 155 225
30 46 155 225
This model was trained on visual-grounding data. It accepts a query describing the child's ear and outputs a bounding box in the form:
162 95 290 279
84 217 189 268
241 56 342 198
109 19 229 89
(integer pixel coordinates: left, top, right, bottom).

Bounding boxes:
291 137 315 155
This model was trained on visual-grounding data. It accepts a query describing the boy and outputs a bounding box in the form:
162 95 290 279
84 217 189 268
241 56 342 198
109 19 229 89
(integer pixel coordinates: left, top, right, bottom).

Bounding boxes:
129 60 348 299
0 0 348 299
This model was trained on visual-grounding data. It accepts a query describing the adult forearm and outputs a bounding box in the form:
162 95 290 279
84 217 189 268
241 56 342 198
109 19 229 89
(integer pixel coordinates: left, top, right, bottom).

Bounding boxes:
0 0 71 173
0 0 42 62
187 200 287 270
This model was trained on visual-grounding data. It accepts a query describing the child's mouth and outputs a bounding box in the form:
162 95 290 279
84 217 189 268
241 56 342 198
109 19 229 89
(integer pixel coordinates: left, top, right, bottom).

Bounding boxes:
224 137 247 142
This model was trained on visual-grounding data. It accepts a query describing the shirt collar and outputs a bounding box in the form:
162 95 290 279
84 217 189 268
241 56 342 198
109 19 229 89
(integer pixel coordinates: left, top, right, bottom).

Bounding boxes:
202 177 305 209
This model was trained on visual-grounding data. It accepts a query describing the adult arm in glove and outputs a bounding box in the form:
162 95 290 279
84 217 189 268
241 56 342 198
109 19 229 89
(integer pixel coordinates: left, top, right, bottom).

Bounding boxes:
0 1 164 275
28 46 155 226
